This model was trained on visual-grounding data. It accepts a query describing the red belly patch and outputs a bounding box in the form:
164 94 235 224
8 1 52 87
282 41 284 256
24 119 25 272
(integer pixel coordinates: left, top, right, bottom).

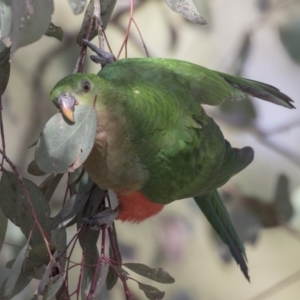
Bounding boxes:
116 191 164 223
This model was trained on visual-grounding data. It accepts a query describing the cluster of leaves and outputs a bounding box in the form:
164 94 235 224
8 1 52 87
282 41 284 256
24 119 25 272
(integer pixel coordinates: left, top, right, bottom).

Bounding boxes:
0 0 209 299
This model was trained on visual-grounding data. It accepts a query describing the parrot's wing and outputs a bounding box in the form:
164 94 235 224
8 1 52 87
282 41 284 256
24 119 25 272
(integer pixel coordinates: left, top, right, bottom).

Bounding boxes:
212 141 254 188
99 58 294 108
194 191 249 281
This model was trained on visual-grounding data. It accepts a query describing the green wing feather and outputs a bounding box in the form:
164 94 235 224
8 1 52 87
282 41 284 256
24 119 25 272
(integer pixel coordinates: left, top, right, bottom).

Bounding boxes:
99 58 295 108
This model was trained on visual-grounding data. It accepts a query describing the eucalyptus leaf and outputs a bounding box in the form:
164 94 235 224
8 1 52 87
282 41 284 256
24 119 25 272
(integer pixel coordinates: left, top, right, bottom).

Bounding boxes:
124 263 175 284
137 281 165 300
51 193 89 230
42 276 64 300
78 197 100 299
165 0 207 25
0 0 12 39
45 22 63 41
279 16 300 64
0 170 51 247
274 174 293 221
3 243 29 299
27 160 47 176
11 0 54 53
0 46 10 96
51 228 67 272
106 223 121 290
75 170 95 194
39 173 64 201
219 96 257 127
68 0 87 15
35 105 97 174
0 208 7 251
0 268 10 290
68 166 84 185
79 229 100 300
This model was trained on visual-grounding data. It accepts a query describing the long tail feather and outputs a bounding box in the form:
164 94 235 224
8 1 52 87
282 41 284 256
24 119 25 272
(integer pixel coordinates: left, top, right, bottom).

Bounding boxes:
218 72 295 109
194 191 250 281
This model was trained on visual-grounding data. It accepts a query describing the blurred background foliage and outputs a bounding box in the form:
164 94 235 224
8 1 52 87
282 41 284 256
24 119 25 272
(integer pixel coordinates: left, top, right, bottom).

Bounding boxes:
1 0 300 299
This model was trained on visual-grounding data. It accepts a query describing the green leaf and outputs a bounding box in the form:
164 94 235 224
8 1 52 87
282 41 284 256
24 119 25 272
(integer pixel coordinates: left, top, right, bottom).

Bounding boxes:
45 22 63 41
75 170 94 194
137 281 165 300
68 0 87 15
0 46 10 96
50 193 89 230
42 276 64 300
279 15 300 64
27 160 47 176
10 0 54 53
78 227 100 299
274 174 293 221
76 0 117 45
0 208 7 251
0 268 10 290
3 243 29 299
51 228 67 272
0 0 12 39
0 170 51 247
165 0 207 25
35 105 97 174
124 263 175 284
39 173 64 201
106 223 121 290
68 166 84 185
219 96 257 127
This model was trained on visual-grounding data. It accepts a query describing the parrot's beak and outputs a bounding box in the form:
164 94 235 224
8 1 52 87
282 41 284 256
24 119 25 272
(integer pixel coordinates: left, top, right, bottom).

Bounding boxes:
57 93 76 123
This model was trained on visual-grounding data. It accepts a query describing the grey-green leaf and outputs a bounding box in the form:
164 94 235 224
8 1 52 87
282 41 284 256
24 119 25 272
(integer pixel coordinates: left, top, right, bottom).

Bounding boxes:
27 160 47 176
39 173 64 201
11 0 54 53
45 22 63 41
42 276 64 300
279 16 300 64
68 0 87 15
0 0 12 39
165 0 207 25
0 208 7 251
0 46 10 96
274 174 293 221
50 193 89 230
137 281 165 300
0 170 51 247
4 243 29 299
35 105 97 174
124 263 175 284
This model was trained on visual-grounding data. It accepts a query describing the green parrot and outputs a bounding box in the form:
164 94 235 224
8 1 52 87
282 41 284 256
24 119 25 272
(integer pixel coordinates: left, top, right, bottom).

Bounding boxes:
50 50 294 281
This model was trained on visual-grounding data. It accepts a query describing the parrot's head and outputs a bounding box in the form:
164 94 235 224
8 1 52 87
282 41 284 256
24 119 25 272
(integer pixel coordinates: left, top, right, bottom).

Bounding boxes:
50 73 101 123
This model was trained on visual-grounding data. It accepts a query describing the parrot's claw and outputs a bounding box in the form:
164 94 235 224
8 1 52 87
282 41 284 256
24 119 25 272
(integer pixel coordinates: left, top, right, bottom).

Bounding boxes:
82 207 119 230
83 39 116 68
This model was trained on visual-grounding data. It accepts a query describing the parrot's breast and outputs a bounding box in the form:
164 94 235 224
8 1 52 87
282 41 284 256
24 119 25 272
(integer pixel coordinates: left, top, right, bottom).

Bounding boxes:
83 105 149 192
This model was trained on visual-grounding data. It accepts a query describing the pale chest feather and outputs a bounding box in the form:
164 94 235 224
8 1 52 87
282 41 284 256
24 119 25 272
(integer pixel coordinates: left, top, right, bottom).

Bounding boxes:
83 106 149 192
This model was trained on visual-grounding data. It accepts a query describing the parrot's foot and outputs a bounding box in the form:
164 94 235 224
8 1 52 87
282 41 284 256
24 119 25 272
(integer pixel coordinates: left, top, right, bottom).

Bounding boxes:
83 39 116 68
82 207 119 230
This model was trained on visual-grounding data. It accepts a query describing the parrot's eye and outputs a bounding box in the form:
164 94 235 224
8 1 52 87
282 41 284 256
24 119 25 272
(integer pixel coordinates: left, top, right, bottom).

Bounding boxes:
81 80 91 93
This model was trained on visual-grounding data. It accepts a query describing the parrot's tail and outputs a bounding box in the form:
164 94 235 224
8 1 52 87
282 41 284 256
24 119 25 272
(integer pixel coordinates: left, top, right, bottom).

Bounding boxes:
218 72 295 109
194 191 250 281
